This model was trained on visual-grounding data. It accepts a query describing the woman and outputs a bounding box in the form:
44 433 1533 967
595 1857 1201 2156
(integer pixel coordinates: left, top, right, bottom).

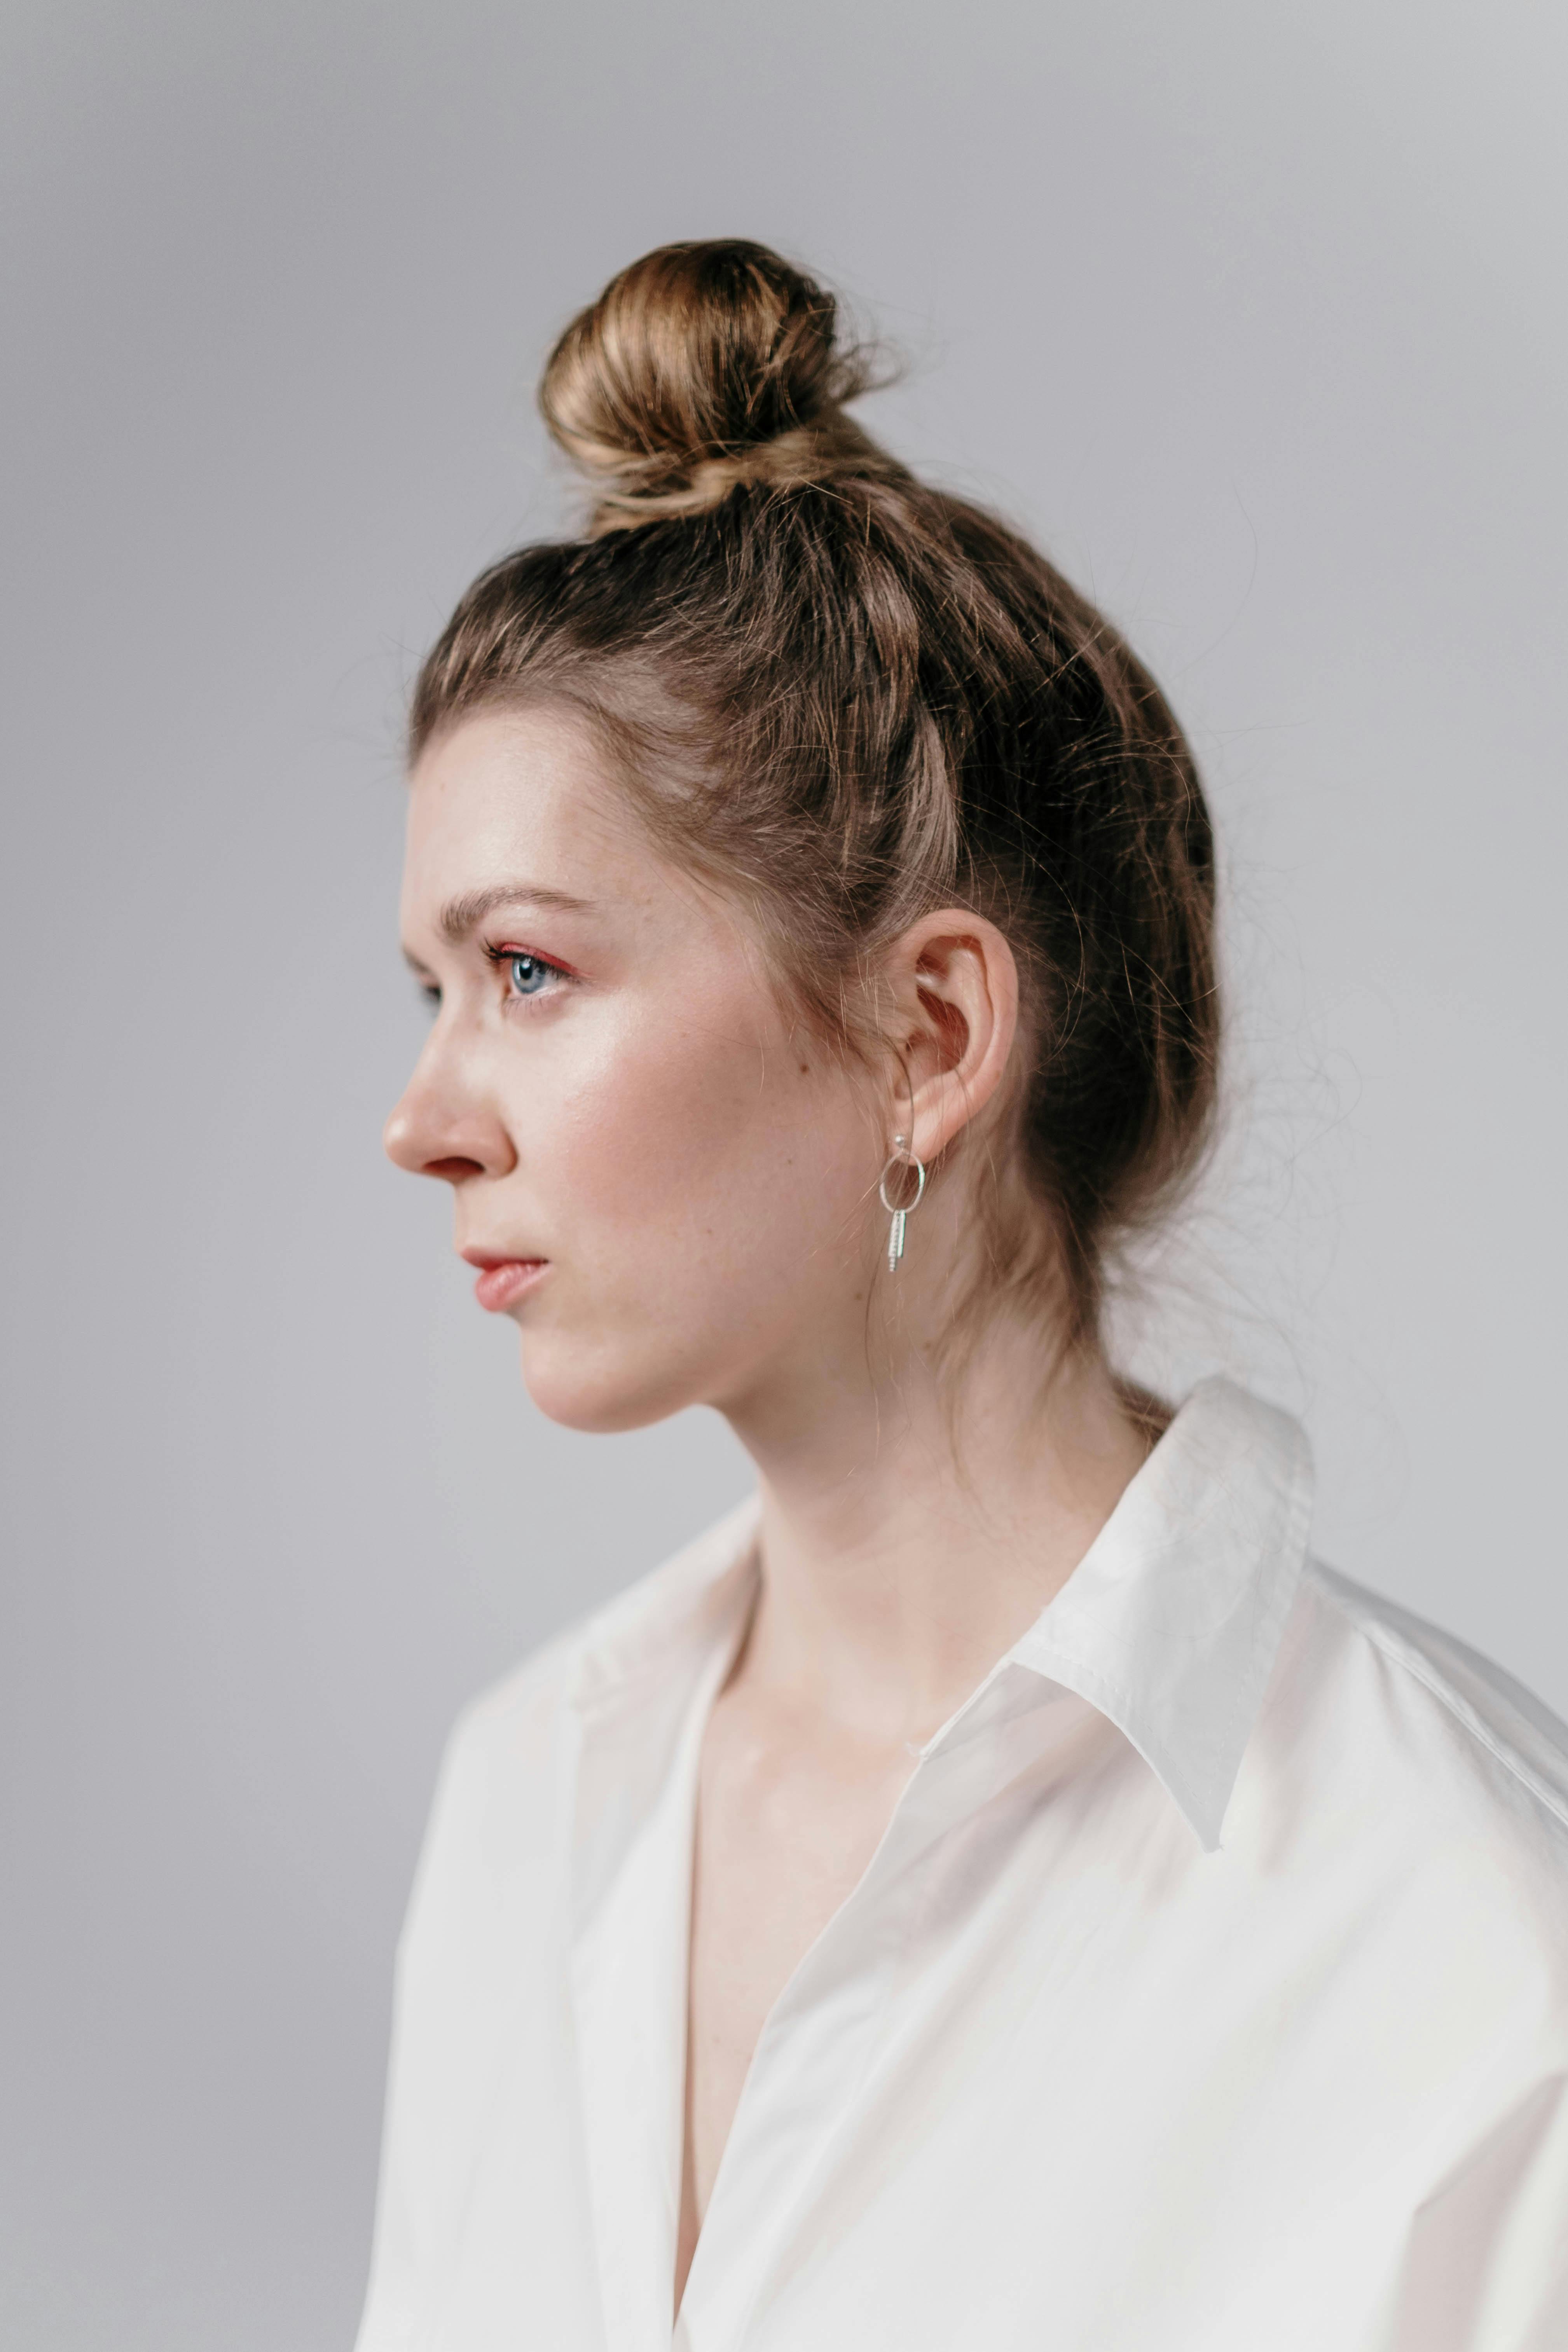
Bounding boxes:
357 241 1568 2350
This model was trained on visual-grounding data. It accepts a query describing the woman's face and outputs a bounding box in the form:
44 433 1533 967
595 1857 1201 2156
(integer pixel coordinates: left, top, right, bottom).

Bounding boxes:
386 705 885 1433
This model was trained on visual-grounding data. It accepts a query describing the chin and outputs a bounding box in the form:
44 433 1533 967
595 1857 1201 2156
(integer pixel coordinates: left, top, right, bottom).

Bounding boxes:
515 1329 709 1435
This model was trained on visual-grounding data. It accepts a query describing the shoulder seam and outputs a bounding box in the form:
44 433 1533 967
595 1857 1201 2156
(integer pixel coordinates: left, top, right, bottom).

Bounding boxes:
1313 1577 1568 1838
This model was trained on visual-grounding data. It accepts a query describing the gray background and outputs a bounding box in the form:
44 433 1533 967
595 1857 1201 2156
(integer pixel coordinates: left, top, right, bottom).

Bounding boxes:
2 1 1564 2343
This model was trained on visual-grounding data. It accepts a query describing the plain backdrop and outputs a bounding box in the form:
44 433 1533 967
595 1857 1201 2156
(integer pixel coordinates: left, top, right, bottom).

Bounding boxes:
2 1 1564 2343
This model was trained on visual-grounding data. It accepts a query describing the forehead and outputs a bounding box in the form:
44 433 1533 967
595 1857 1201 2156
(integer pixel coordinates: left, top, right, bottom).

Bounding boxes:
402 704 640 908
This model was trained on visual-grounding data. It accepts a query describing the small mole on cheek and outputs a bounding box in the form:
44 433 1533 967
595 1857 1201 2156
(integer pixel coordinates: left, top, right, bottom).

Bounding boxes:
798 1063 809 1076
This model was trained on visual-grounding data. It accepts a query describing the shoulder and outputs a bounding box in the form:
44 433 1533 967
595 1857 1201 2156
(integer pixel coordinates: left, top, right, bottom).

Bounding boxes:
1261 1562 1568 1958
403 1492 760 1944
1227 1562 1568 2098
1303 1561 1568 1845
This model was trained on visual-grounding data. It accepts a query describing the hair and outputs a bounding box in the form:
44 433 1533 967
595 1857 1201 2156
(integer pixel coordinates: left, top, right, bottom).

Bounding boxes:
410 239 1219 1351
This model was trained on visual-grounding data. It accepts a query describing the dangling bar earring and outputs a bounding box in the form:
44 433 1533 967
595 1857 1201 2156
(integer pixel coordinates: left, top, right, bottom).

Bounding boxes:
878 1135 927 1273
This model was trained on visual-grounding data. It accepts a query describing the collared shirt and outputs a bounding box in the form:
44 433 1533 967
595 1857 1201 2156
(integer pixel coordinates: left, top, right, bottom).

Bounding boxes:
354 1378 1568 2352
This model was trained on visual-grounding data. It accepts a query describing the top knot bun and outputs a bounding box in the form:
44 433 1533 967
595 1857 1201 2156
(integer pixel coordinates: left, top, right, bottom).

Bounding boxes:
540 239 899 533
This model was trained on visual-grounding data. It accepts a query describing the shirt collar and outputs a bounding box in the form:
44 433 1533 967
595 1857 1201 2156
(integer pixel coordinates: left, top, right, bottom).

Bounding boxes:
1004 1376 1313 1849
568 1376 1313 1862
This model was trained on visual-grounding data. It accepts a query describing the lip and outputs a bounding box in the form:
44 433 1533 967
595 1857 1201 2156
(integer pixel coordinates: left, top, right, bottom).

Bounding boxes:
460 1247 549 1314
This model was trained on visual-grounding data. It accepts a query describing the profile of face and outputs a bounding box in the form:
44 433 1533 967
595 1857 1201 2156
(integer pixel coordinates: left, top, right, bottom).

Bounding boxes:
385 706 903 1435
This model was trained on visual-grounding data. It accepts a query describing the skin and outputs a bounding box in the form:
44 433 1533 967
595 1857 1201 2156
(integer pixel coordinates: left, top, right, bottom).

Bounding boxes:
386 704 1154 2313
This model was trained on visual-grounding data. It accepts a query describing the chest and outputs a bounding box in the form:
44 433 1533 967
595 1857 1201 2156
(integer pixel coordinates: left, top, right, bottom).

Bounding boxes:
403 1686 1552 2352
681 1701 914 2226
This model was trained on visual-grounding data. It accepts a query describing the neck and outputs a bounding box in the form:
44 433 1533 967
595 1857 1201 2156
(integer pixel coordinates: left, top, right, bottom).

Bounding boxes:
721 1309 1155 1749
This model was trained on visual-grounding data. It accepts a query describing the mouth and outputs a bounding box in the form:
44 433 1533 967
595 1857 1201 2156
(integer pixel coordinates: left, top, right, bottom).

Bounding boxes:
460 1247 550 1314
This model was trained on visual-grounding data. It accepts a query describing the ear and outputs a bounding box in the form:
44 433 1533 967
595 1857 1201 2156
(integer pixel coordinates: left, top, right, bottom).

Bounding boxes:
878 910 1020 1162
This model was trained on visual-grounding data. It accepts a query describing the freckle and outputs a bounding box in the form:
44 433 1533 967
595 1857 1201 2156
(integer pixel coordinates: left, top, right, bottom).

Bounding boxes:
798 1063 809 1076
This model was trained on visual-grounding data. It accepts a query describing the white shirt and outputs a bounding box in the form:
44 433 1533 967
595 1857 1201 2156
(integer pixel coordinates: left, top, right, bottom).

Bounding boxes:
355 1379 1568 2352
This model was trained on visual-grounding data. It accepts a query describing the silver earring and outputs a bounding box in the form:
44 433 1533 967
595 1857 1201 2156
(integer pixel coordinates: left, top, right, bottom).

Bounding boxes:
878 1135 927 1273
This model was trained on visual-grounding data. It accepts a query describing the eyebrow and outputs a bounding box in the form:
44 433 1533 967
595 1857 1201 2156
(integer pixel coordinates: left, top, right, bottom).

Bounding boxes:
434 882 599 945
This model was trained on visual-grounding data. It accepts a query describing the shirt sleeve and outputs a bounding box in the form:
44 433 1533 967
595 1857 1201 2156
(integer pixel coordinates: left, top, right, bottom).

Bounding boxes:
1390 2073 1568 2350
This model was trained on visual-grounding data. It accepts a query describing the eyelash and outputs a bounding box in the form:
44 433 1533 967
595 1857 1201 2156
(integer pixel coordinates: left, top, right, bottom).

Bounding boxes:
415 943 577 1016
481 940 575 1004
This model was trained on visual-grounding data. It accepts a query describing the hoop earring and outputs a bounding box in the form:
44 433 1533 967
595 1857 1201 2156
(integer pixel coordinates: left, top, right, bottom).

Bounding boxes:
878 1135 927 1273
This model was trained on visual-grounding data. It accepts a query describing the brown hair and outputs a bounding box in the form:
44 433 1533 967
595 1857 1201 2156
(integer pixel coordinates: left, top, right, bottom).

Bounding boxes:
411 239 1219 1348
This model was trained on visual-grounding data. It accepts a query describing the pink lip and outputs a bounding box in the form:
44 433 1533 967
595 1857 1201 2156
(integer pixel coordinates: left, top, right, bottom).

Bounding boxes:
463 1254 549 1313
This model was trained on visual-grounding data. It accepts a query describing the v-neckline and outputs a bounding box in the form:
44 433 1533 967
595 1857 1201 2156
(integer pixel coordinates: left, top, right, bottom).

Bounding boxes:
568 1544 758 2352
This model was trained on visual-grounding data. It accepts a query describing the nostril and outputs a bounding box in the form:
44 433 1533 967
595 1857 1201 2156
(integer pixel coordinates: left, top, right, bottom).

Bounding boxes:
423 1156 486 1183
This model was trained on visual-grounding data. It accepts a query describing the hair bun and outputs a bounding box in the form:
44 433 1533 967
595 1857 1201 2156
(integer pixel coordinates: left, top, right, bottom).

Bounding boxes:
540 239 892 531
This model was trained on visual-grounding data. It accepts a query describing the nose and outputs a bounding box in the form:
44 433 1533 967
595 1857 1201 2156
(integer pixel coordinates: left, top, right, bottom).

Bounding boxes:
383 1034 517 1186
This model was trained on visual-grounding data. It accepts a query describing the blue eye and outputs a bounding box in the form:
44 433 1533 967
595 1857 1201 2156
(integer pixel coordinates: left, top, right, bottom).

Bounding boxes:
482 940 569 1002
508 952 552 996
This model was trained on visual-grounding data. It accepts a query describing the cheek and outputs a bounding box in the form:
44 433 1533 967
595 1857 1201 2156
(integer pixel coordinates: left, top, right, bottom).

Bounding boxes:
536 996 861 1280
